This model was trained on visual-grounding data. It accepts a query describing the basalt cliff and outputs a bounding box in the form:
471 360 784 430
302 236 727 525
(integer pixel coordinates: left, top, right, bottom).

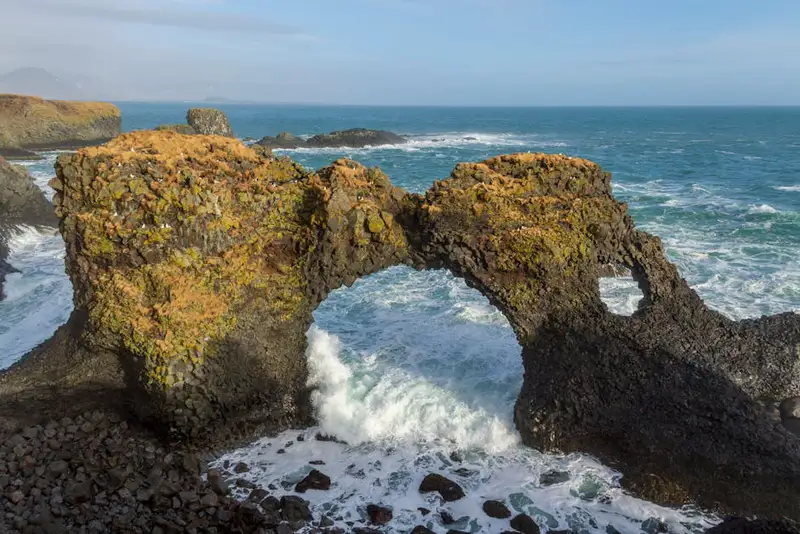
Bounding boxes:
0 94 121 159
1 131 798 523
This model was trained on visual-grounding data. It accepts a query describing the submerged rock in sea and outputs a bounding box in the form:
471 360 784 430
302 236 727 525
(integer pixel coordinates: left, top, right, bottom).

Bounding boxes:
0 94 120 155
306 128 407 148
2 131 800 521
0 156 57 299
256 128 407 150
186 107 234 137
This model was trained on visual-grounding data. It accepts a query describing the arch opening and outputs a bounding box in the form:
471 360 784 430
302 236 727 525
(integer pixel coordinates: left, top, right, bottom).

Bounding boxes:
210 265 716 534
597 264 646 317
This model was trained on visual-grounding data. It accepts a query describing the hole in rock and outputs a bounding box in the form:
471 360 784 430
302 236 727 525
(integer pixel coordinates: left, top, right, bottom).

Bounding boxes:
307 265 522 449
598 266 645 317
211 265 718 533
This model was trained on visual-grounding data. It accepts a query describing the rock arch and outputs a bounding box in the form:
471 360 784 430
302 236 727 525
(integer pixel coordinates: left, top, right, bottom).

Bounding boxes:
1 131 799 519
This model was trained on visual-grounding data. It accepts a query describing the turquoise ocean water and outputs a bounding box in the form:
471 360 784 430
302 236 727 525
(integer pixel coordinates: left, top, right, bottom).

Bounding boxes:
1 105 798 533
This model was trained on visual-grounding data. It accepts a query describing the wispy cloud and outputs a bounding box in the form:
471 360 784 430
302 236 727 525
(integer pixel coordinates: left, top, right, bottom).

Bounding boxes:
11 0 307 36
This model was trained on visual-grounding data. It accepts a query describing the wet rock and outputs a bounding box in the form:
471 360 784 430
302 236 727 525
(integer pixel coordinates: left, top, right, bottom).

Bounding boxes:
207 472 229 496
281 495 312 522
307 128 407 148
412 527 436 534
418 507 431 516
233 462 249 474
295 469 331 493
511 514 541 534
353 528 381 534
781 398 800 420
247 488 268 502
705 517 800 534
419 473 465 502
440 510 455 524
784 419 800 437
309 460 326 466
366 504 392 525
540 470 571 486
483 499 512 519
446 530 470 534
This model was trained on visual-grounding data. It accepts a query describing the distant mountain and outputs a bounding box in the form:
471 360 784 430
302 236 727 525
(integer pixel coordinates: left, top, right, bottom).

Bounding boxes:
0 68 94 100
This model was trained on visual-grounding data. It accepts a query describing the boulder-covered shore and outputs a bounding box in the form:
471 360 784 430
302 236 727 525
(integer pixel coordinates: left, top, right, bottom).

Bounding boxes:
1 131 799 529
0 94 121 159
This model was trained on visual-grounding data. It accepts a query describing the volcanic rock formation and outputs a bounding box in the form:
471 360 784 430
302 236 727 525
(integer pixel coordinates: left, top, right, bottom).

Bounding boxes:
1 131 799 521
0 157 57 298
0 94 120 159
186 108 234 137
256 128 407 149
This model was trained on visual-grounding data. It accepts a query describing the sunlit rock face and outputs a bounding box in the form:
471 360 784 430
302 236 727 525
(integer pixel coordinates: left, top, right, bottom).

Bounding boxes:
2 131 799 520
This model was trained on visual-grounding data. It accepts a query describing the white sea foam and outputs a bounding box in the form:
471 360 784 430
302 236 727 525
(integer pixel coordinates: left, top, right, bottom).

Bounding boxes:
212 269 718 533
748 204 779 214
272 132 569 155
0 226 72 369
774 185 800 192
599 277 643 316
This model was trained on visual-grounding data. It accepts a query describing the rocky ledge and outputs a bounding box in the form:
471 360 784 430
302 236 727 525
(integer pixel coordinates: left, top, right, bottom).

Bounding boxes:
0 156 57 299
0 94 121 159
1 131 799 524
256 128 407 149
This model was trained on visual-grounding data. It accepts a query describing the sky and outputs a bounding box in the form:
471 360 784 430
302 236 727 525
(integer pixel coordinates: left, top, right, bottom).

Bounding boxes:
1 0 799 105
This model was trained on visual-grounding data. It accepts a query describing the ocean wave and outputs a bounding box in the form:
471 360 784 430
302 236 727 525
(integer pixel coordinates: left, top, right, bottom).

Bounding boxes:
0 226 72 369
774 185 800 192
748 204 779 214
210 267 718 534
272 132 569 154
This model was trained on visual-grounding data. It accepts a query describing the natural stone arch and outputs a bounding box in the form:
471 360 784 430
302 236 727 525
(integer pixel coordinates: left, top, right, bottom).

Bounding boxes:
1 131 799 520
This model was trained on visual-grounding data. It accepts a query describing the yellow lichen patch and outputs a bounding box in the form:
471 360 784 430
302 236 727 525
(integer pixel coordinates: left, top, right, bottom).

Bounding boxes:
58 131 323 389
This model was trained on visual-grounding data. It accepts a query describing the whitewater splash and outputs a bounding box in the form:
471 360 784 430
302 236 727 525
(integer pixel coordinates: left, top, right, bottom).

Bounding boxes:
211 268 717 534
270 132 570 156
0 226 72 369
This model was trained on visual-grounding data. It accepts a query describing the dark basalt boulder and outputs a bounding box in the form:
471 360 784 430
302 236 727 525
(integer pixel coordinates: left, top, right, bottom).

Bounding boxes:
256 131 306 149
0 157 57 298
186 108 234 137
482 499 511 519
366 504 392 525
294 469 331 493
706 518 800 534
0 146 41 161
2 134 800 522
418 473 465 502
510 514 540 534
306 128 407 148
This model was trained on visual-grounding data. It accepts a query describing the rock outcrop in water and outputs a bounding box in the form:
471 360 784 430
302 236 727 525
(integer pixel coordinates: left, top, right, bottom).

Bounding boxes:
1 131 799 521
0 156 57 298
186 108 234 137
256 128 407 150
0 94 121 159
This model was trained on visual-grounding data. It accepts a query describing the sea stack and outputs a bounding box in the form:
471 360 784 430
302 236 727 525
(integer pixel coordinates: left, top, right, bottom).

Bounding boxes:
0 94 121 159
186 108 234 137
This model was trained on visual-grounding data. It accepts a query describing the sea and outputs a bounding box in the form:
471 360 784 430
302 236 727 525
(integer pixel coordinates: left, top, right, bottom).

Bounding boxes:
2 105 799 533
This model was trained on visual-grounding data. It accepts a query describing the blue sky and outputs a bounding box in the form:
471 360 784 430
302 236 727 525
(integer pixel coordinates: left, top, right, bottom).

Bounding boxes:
2 0 800 104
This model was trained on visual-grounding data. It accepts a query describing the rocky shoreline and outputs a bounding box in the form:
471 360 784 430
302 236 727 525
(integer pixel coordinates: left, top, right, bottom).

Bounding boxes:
1 102 800 532
0 94 120 160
